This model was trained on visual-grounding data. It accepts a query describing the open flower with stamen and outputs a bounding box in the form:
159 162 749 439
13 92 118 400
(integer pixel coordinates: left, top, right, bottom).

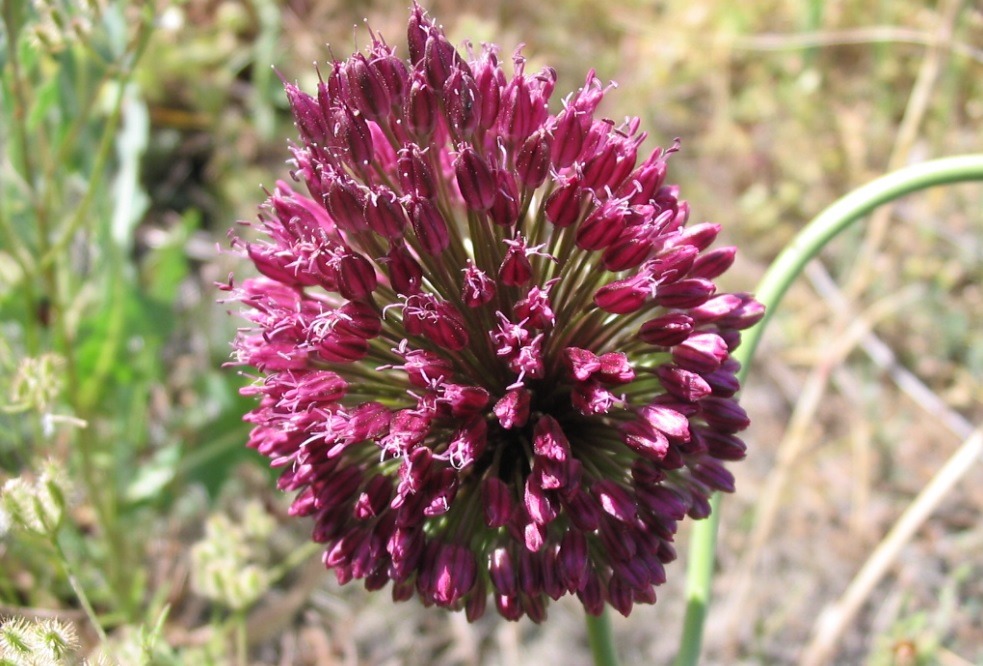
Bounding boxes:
223 3 762 622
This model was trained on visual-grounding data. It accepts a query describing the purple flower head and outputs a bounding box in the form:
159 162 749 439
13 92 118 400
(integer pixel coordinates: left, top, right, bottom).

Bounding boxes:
224 3 761 622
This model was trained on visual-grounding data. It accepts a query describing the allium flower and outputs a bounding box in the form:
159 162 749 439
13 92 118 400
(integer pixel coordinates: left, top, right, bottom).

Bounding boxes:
224 3 762 622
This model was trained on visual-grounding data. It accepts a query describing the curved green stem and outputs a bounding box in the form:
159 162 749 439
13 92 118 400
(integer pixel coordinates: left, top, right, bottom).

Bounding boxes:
586 610 620 666
675 153 983 666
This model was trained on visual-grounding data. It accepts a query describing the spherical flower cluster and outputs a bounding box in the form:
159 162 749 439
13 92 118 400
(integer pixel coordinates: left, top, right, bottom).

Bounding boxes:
224 3 762 622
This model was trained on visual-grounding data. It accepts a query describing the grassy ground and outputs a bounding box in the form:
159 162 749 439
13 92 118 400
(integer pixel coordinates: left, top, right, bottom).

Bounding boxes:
1 0 981 663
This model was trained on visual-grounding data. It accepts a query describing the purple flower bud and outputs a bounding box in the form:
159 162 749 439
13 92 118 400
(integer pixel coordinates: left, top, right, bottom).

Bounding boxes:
516 130 553 190
598 517 637 561
691 458 736 493
524 475 557 526
640 403 691 441
488 168 520 226
577 571 605 617
461 261 496 307
513 280 556 328
335 251 377 301
672 332 729 374
354 475 394 519
700 396 750 433
602 208 675 271
405 72 438 141
493 388 531 429
444 67 482 138
620 151 669 205
490 547 518 595
592 479 638 524
496 593 523 621
636 485 689 521
334 104 375 168
347 402 391 442
551 107 586 169
637 312 694 347
558 529 589 592
572 380 618 415
517 548 543 597
342 53 391 120
594 273 654 314
283 80 328 145
482 477 513 528
532 416 571 461
314 464 363 512
689 293 746 324
406 3 429 64
472 47 504 131
407 197 450 255
524 519 546 552
690 246 737 279
541 546 565 600
687 491 713 520
403 293 469 350
441 384 491 417
703 363 741 397
563 347 601 381
423 26 467 89
370 40 409 109
499 236 534 286
394 346 454 387
544 178 586 228
465 578 487 621
398 144 438 200
696 427 747 461
608 576 634 617
387 526 424 580
656 365 713 403
445 417 487 470
454 146 496 212
716 293 765 330
664 221 721 252
315 332 370 363
500 73 535 143
423 468 458 516
364 188 408 239
576 199 629 251
335 301 382 339
325 176 368 234
558 491 598 534
654 277 716 309
581 123 640 192
598 352 635 384
385 242 424 295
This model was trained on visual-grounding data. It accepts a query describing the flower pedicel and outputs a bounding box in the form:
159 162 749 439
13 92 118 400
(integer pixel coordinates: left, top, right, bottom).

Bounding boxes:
224 3 762 621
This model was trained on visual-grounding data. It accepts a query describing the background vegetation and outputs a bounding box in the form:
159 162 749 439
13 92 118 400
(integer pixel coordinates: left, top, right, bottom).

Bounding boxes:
1 0 981 663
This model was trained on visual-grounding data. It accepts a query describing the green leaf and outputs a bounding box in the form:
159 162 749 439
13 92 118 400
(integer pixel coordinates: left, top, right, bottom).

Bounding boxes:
27 69 60 131
124 443 180 503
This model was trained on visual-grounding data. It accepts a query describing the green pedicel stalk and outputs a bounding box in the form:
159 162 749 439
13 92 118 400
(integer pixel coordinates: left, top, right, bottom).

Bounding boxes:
673 153 983 666
587 610 621 666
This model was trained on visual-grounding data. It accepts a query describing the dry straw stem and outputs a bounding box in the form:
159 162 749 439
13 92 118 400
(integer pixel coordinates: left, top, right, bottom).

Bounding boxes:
806 262 976 442
801 427 983 665
731 27 983 65
843 0 964 299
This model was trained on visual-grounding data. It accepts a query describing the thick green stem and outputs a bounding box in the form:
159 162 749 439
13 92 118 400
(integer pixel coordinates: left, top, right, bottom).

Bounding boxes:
674 154 983 665
586 610 620 666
